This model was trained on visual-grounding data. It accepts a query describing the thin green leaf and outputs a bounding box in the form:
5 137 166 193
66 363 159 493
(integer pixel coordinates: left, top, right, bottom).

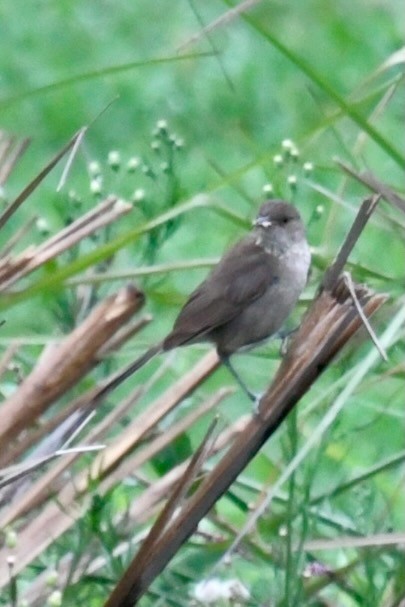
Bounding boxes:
224 1 404 167
0 52 214 107
0 199 248 310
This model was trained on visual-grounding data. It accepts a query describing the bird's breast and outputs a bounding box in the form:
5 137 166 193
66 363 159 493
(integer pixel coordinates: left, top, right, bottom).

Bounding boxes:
212 237 310 355
280 239 311 290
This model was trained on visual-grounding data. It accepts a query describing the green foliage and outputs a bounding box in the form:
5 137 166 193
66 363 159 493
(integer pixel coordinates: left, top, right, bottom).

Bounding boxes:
0 0 404 605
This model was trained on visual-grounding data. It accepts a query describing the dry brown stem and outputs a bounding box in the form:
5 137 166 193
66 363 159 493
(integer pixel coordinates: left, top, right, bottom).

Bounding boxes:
15 416 247 606
336 159 405 213
0 369 228 587
3 410 247 602
0 131 30 186
0 216 38 259
0 315 151 469
0 342 21 380
0 285 144 453
0 128 85 230
107 278 386 606
0 196 132 291
0 384 144 528
102 196 387 606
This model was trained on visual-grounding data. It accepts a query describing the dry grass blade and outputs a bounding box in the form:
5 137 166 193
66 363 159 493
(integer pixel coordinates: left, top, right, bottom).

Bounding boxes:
1 409 103 510
1 315 152 469
0 216 37 259
0 342 21 379
0 128 85 230
303 532 405 551
0 443 103 491
0 285 144 456
343 270 387 360
177 0 263 52
101 195 387 603
35 196 125 255
125 415 249 524
0 195 132 291
0 131 30 186
106 280 386 604
0 384 144 528
108 399 234 521
0 353 224 587
96 315 152 358
100 387 233 496
322 195 380 290
98 387 229 505
88 351 220 481
16 417 248 607
104 417 219 607
337 159 405 214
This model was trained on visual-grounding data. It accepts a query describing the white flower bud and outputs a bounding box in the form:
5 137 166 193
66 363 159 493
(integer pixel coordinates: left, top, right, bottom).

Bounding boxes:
132 188 145 202
281 138 294 151
90 178 103 195
290 147 299 160
174 137 184 149
156 119 168 132
36 217 50 235
107 150 121 170
88 161 101 176
127 157 141 172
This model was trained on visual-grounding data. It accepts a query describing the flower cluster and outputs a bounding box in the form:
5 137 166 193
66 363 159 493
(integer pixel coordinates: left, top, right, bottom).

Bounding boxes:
262 138 315 198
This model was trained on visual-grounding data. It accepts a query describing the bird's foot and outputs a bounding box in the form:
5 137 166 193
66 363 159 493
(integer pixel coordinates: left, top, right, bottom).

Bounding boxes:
277 327 299 357
252 392 264 415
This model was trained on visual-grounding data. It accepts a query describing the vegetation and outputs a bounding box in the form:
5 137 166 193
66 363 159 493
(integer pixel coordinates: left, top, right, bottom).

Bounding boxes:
0 1 403 606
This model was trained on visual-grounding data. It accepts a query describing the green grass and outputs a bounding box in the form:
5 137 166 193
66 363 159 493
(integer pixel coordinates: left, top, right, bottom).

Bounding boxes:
0 1 404 605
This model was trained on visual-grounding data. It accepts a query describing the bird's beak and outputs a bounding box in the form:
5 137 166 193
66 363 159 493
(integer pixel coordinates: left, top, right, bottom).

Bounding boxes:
254 216 272 228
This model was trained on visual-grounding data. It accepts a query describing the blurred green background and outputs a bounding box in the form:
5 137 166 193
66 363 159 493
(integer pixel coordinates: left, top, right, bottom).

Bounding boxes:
0 0 403 331
0 0 404 605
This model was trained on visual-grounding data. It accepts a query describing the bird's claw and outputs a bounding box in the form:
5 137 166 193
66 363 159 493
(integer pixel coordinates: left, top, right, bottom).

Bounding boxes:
252 392 264 415
278 326 299 357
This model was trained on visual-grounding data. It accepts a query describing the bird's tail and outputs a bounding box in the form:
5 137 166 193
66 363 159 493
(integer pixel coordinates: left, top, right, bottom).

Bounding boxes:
95 341 163 402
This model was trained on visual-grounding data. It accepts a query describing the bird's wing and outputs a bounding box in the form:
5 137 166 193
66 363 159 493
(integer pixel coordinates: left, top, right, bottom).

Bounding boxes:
163 238 280 349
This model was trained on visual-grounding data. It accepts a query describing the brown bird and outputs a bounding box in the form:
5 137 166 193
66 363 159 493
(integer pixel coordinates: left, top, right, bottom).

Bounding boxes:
100 200 311 402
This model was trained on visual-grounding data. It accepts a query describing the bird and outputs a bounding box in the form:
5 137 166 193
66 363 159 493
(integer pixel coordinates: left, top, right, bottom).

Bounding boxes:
98 200 311 403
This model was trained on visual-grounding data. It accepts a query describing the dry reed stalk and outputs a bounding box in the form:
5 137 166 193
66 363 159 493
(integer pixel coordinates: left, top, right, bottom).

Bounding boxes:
0 354 225 587
102 197 389 606
104 276 386 607
0 196 132 291
0 285 144 453
0 131 30 186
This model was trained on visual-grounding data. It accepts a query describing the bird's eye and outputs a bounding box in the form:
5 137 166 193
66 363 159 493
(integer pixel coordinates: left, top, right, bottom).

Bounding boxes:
282 217 289 224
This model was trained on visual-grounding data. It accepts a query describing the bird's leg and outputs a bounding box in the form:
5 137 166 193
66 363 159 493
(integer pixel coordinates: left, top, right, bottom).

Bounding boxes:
219 355 261 407
277 326 298 357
